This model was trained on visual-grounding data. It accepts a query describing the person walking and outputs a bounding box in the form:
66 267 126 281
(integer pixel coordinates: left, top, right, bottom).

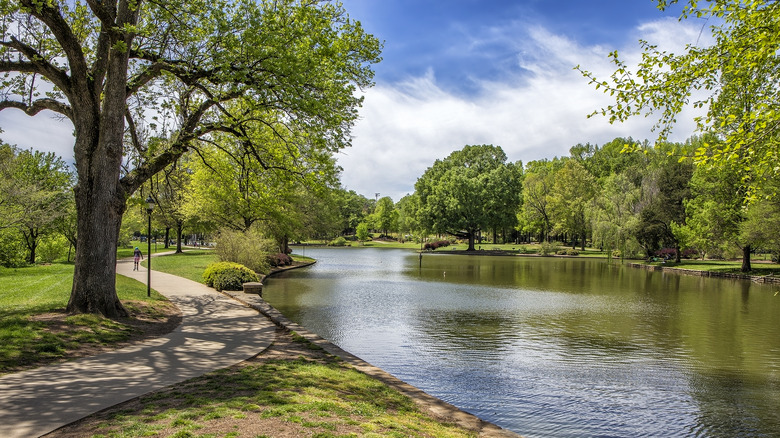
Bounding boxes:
133 247 143 271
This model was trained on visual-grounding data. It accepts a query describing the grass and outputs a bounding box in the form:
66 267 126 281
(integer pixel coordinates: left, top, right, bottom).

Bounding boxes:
645 258 780 276
61 331 477 438
143 250 217 283
117 240 186 259
0 262 172 374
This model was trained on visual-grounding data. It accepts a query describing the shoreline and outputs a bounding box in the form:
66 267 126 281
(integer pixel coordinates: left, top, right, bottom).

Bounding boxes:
227 260 520 438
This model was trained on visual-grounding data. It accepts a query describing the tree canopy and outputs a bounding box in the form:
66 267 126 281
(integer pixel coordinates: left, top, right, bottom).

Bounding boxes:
0 0 381 316
414 145 521 251
579 0 780 197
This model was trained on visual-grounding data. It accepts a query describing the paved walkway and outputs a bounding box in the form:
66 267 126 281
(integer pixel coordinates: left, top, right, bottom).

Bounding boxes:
0 254 276 438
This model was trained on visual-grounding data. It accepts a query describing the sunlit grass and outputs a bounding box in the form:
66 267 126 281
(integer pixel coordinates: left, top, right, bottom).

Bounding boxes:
0 263 170 374
84 335 476 438
144 250 217 284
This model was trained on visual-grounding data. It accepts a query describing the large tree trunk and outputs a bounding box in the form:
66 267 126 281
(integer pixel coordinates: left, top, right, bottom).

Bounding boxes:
66 20 135 317
741 244 752 273
467 231 476 251
67 185 126 317
164 227 171 249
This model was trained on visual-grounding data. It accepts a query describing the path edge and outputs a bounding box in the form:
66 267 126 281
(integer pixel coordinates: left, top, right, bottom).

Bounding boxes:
221 288 521 438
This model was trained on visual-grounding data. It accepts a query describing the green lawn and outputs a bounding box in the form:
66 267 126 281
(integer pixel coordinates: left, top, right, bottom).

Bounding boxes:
646 259 780 276
143 250 217 283
0 263 171 374
59 331 477 438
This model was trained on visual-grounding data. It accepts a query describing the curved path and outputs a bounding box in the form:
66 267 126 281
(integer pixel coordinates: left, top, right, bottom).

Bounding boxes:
0 254 276 438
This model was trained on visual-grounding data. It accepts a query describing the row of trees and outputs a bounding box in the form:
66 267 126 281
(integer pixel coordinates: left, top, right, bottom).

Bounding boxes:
0 145 75 267
1 0 778 317
0 0 382 316
367 136 778 274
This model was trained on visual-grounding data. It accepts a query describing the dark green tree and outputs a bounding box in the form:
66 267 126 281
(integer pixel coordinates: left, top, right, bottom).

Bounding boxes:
635 147 694 261
415 145 522 251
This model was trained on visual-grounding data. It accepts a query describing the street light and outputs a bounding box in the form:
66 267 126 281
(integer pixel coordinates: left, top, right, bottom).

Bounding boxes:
145 195 155 297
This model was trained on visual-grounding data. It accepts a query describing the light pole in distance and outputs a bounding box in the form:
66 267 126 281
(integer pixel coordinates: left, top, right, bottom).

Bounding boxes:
145 196 155 297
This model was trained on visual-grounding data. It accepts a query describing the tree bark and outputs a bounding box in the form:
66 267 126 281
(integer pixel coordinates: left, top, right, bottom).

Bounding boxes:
164 227 170 249
741 244 752 273
175 220 183 253
67 167 128 317
66 5 136 317
467 231 476 251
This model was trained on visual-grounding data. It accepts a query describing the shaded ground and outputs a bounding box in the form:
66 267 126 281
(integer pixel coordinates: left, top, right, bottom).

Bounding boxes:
2 301 181 375
45 327 477 438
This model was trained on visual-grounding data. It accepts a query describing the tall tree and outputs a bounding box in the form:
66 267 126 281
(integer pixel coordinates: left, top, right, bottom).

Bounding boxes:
634 148 694 261
371 196 398 236
590 172 641 259
518 159 559 242
1 147 73 264
579 0 780 198
149 155 192 253
415 145 521 251
0 0 381 316
549 159 596 250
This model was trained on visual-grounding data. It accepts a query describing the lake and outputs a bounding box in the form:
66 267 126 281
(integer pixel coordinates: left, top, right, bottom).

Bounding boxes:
263 247 780 437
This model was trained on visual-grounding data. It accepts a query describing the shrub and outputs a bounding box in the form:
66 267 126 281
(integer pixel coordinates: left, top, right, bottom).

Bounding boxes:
612 249 622 259
539 241 560 256
267 253 292 267
566 249 579 256
423 240 451 251
214 229 273 275
328 236 349 247
37 234 69 263
202 261 259 291
0 228 27 267
655 248 678 259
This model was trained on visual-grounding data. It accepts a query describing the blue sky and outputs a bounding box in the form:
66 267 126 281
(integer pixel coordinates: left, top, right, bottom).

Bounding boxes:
0 1 704 202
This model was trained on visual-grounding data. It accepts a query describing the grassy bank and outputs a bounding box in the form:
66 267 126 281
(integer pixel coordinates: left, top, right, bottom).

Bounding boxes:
0 263 176 375
48 328 478 438
643 259 780 276
144 250 217 283
44 251 483 437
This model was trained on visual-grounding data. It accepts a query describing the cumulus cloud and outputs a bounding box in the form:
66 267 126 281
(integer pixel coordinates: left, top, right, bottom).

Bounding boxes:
337 18 708 201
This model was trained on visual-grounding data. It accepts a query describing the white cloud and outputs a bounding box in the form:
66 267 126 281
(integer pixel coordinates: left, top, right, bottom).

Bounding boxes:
0 17 709 204
0 110 75 161
337 18 708 202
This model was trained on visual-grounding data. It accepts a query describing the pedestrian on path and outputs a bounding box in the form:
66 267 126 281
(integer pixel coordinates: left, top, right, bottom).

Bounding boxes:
133 247 143 270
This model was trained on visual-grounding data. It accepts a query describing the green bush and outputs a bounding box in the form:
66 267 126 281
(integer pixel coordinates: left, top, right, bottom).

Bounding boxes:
214 229 273 275
539 241 560 256
0 228 28 267
328 236 349 247
37 234 69 263
202 261 259 291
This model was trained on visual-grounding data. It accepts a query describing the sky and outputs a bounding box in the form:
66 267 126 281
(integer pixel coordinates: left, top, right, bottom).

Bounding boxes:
0 0 709 202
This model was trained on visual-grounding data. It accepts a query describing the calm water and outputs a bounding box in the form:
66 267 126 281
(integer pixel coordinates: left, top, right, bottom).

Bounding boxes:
263 248 780 438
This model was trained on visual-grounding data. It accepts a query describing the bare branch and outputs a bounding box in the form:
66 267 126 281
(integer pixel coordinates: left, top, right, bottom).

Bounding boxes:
18 0 91 95
0 98 72 118
0 39 71 92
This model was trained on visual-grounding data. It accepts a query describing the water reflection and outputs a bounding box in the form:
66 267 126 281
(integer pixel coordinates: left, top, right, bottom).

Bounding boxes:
264 248 780 437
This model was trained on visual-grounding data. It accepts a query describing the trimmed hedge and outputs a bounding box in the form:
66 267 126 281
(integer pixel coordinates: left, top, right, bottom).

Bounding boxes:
202 261 260 292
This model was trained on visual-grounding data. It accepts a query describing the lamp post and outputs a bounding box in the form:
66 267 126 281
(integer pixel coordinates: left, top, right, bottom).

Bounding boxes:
145 196 155 297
